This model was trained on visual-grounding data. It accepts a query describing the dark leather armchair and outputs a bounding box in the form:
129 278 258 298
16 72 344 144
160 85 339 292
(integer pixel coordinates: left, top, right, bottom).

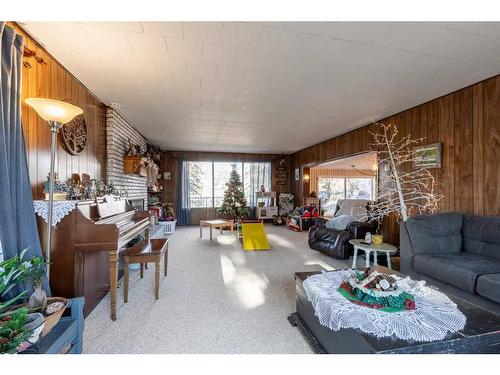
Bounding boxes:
308 216 377 259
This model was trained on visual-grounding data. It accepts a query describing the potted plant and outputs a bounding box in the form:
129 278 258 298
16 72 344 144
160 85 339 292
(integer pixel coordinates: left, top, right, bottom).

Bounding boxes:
0 249 38 354
18 256 48 309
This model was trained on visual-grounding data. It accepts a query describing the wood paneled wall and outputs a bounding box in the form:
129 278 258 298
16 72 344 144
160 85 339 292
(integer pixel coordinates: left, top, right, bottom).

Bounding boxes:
163 150 291 224
291 74 500 246
8 23 107 199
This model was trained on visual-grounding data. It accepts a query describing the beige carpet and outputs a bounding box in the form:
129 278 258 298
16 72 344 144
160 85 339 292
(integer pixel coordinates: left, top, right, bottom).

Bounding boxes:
83 224 351 353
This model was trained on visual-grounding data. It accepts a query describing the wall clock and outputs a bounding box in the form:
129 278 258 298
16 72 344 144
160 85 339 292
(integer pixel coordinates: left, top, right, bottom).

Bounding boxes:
61 114 87 155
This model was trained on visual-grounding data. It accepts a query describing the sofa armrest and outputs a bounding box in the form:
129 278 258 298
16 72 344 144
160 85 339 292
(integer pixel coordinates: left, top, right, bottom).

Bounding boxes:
347 221 377 239
308 225 319 242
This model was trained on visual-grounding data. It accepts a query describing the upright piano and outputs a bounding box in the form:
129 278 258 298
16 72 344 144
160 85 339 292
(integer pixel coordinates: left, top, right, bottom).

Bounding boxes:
37 196 150 319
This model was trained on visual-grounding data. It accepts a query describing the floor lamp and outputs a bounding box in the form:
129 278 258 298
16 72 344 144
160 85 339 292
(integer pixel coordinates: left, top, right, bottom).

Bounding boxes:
25 98 83 281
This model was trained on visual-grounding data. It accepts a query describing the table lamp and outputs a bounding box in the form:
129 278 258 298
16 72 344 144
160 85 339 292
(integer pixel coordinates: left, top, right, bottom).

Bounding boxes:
25 98 83 280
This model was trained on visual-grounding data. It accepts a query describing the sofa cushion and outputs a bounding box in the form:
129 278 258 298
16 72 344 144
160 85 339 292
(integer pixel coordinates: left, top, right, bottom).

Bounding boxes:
413 253 500 293
406 212 463 255
462 215 500 260
476 274 500 304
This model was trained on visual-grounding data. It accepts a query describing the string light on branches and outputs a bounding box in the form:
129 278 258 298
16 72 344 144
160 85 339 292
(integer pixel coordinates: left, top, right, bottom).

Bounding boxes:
369 123 442 223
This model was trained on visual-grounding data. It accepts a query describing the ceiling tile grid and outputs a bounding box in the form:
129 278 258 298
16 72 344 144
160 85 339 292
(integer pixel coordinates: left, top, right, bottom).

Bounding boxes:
20 21 500 153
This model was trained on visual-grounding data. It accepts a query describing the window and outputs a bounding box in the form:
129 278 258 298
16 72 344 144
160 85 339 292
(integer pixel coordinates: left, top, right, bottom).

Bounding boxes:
346 178 373 200
188 161 212 208
213 162 243 207
187 161 271 208
244 162 272 207
318 177 374 215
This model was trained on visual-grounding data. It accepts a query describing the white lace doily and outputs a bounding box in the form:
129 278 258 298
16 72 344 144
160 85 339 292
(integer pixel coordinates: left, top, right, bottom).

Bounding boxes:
303 270 466 342
33 200 78 227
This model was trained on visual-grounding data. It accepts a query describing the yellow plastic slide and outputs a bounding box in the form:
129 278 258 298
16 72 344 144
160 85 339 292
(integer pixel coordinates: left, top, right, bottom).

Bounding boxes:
241 223 270 251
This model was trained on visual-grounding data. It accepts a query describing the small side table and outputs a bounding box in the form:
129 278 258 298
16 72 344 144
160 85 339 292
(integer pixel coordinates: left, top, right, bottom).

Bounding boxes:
349 239 398 269
200 219 234 241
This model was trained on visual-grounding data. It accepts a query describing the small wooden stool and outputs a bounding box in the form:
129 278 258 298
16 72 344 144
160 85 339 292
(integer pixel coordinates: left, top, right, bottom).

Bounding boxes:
123 238 169 302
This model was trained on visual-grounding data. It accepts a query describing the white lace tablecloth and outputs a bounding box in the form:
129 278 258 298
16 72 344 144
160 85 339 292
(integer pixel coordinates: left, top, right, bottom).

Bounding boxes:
33 200 78 227
303 270 466 342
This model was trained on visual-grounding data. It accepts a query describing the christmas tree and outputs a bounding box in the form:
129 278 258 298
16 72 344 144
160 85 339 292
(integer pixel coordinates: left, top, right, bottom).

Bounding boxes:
218 164 249 220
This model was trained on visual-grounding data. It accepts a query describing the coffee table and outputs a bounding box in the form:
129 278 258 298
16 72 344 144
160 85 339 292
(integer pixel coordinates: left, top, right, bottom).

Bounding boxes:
288 268 500 354
350 239 398 269
199 219 235 242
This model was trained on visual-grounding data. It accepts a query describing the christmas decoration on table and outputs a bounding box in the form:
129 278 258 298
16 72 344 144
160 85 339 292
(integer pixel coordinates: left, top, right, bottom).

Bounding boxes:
218 164 249 221
337 268 415 312
368 123 442 223
43 173 69 200
67 173 121 200
303 269 466 342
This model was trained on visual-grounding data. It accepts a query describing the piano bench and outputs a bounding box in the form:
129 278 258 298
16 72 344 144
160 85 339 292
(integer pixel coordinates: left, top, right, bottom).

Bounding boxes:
123 238 169 302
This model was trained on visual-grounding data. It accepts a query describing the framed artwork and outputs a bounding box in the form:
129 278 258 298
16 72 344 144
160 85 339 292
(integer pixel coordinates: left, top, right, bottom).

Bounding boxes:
414 143 442 169
295 168 300 181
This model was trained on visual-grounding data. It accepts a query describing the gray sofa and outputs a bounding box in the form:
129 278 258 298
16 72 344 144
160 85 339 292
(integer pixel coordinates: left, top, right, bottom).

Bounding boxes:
400 212 500 315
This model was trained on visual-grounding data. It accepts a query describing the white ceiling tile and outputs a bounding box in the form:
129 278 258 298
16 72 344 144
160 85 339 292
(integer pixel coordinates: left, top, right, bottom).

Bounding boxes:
21 21 500 153
221 22 263 49
255 28 299 53
284 22 326 35
125 31 168 58
265 52 301 73
203 43 237 66
234 48 270 69
182 22 223 43
165 37 202 61
288 33 330 57
437 22 500 39
99 22 143 33
466 41 500 64
255 22 287 30
141 22 183 38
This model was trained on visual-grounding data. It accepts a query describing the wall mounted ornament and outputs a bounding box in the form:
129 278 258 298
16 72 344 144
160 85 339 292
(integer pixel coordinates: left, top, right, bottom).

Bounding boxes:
61 114 87 155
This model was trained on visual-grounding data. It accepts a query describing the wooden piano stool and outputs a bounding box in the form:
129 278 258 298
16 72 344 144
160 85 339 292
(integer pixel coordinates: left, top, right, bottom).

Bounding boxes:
123 238 169 303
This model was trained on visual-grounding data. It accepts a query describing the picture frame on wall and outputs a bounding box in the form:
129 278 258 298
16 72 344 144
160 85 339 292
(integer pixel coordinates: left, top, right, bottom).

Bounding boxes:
295 168 300 181
414 143 442 169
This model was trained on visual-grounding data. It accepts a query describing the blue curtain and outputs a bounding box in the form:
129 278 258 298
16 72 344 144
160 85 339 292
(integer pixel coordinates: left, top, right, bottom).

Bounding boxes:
0 23 49 293
176 159 192 225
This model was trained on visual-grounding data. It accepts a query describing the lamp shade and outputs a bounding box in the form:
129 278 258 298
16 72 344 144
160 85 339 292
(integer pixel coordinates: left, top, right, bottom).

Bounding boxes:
25 98 83 124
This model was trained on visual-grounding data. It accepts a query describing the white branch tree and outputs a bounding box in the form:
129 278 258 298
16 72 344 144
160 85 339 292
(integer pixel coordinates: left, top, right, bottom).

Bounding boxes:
369 123 441 223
